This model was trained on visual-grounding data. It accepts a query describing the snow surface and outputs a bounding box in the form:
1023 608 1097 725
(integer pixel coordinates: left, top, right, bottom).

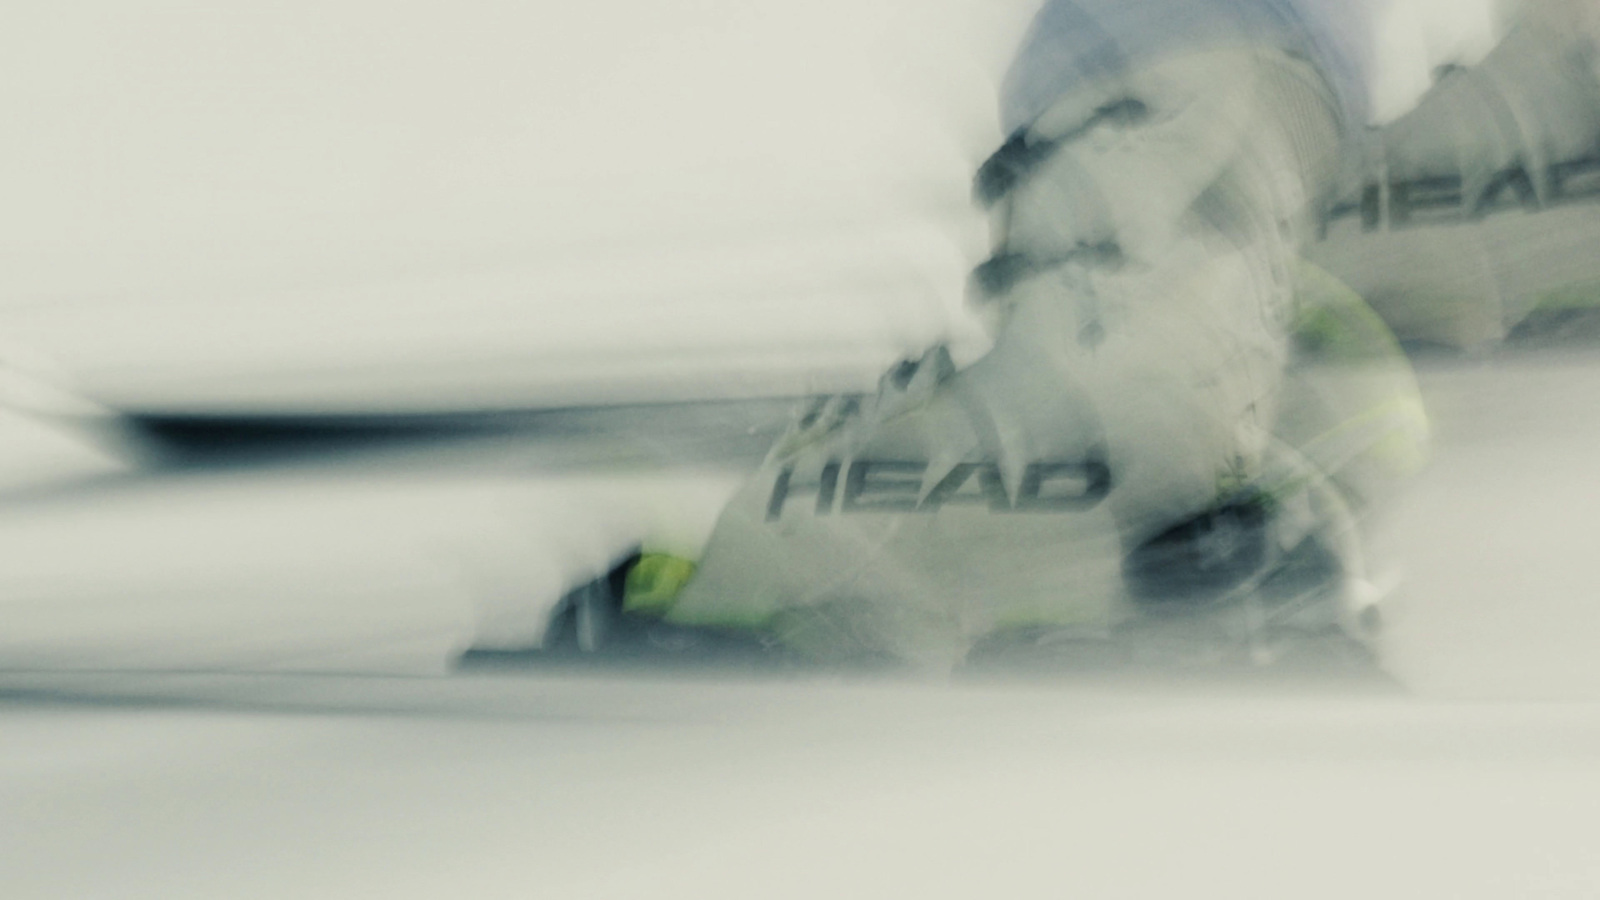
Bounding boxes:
3 675 1600 899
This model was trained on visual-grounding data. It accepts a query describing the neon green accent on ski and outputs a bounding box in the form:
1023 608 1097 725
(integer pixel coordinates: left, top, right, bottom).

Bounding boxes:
1263 260 1431 503
1291 261 1408 363
622 554 698 616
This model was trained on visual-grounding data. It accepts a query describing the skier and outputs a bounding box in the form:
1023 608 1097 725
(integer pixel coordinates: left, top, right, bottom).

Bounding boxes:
633 0 1599 671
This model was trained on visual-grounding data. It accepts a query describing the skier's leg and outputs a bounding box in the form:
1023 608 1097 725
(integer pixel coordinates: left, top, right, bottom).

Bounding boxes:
669 47 1375 669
